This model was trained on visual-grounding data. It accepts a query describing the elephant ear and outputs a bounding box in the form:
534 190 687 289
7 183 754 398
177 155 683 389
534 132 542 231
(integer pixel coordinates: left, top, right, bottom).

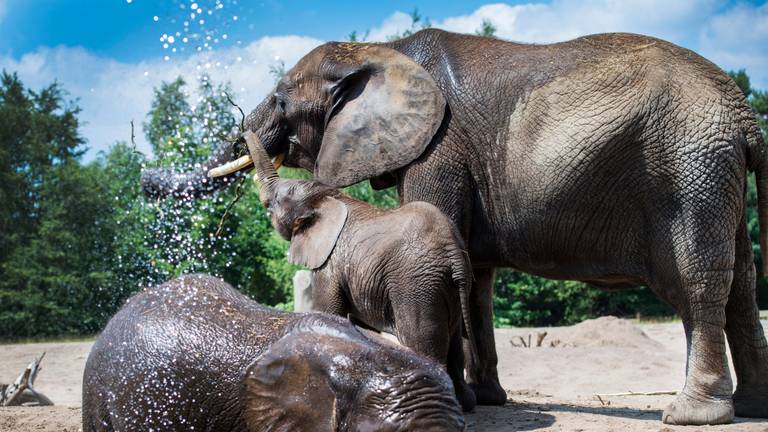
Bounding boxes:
241 332 338 432
288 197 348 269
316 44 446 187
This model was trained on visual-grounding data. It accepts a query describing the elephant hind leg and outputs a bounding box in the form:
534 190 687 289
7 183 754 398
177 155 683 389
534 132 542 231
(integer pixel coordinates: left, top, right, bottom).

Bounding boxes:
391 296 475 411
448 328 477 411
650 243 735 425
725 222 768 418
655 268 735 425
464 268 506 406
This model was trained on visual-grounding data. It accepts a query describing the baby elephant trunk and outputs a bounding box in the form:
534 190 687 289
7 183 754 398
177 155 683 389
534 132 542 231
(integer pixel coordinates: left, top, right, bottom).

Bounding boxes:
243 130 281 196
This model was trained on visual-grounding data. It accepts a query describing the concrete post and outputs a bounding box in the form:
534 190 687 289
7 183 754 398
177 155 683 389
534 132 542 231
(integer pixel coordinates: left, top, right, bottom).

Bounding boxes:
293 270 314 312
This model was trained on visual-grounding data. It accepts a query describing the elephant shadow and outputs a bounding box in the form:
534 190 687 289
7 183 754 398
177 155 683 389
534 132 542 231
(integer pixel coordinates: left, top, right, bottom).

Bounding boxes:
465 400 656 431
466 400 766 430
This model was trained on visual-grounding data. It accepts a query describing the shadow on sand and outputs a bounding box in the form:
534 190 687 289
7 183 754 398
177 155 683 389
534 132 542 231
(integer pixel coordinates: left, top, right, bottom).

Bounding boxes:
465 399 766 431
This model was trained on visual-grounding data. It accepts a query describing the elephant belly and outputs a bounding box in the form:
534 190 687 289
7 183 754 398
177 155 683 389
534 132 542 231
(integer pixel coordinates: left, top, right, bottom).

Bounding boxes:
469 139 656 283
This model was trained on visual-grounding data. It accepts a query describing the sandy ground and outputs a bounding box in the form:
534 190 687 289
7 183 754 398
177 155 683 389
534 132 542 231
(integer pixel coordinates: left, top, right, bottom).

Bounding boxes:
1 317 767 431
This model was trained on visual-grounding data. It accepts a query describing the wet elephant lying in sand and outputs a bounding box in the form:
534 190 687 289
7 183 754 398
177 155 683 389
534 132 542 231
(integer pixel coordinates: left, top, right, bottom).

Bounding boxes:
81 274 465 431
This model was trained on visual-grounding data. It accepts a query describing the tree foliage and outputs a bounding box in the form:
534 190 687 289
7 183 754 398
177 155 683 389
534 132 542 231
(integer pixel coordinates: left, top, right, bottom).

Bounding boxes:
475 19 497 38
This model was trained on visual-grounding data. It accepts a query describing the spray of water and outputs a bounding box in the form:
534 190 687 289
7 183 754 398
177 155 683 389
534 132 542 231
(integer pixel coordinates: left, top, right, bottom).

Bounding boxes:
115 0 264 294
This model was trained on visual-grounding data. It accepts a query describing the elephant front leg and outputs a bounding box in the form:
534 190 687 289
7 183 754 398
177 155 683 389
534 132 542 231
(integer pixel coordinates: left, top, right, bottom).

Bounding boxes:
465 268 506 405
309 271 348 317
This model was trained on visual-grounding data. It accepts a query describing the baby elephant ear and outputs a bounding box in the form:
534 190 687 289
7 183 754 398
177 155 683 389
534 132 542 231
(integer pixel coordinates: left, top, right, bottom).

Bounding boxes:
289 197 348 269
242 333 338 432
316 44 446 187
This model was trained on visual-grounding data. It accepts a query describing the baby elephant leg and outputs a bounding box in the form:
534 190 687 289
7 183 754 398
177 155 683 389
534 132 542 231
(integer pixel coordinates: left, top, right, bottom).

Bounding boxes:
393 305 476 411
308 271 347 316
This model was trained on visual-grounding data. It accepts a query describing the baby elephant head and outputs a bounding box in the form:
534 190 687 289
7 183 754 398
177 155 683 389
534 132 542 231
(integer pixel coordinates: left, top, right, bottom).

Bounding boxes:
241 317 465 431
245 131 348 269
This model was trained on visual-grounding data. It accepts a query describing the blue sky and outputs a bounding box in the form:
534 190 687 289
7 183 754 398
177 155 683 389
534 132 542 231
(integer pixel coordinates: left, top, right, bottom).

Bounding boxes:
1 0 767 159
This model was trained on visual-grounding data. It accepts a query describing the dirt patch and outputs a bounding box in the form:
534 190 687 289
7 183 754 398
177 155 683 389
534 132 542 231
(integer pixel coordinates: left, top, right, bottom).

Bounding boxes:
0 406 81 432
1 320 767 431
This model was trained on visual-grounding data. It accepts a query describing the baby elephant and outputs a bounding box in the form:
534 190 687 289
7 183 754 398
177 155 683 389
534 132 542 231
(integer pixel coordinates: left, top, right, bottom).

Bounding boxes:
244 131 478 411
82 274 465 431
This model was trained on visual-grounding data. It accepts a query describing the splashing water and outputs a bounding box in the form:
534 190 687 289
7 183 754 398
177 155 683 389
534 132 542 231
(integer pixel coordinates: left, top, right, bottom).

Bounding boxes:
114 0 266 294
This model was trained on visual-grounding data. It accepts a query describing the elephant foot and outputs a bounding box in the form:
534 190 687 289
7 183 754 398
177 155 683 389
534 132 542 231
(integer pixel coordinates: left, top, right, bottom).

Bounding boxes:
662 392 734 425
469 379 506 406
734 386 768 418
455 380 477 412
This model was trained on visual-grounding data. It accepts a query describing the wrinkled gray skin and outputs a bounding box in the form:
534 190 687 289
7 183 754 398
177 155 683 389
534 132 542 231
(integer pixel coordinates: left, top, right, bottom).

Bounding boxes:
82 274 465 431
142 29 768 425
246 132 477 411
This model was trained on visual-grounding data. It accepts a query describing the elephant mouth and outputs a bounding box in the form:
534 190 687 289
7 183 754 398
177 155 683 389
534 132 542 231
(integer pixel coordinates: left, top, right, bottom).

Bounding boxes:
207 152 285 178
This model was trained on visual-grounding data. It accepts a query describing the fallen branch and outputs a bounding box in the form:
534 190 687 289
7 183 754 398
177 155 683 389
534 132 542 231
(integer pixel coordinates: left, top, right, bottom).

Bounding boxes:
594 390 677 406
1 352 50 406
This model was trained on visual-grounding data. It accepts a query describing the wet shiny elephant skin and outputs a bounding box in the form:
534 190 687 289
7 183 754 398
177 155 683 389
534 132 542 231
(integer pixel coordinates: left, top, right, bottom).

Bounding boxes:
81 274 465 431
141 29 768 425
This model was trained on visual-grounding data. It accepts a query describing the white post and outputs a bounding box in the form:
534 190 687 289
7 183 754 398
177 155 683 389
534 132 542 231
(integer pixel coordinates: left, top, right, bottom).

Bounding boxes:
293 270 314 312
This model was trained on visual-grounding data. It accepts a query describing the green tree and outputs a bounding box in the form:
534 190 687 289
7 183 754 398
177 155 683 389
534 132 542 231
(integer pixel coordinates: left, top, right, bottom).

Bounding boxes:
0 72 118 338
475 19 497 38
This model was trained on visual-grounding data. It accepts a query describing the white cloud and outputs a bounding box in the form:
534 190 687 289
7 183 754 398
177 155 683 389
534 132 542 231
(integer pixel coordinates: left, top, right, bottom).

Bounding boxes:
698 3 768 88
369 1 767 88
0 35 322 159
367 11 417 42
437 1 720 44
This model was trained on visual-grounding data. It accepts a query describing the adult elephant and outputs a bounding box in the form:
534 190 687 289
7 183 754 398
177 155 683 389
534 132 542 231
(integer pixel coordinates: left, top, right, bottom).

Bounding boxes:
142 29 768 425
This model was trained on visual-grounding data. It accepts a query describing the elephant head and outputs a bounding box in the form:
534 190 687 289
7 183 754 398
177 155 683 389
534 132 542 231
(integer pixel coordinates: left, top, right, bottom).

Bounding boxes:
141 42 446 198
245 130 347 269
242 317 465 431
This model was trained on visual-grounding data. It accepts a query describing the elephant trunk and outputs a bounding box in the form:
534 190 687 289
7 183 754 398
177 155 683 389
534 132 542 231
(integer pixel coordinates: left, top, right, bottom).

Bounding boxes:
140 139 241 199
243 130 281 194
140 96 284 199
243 130 282 207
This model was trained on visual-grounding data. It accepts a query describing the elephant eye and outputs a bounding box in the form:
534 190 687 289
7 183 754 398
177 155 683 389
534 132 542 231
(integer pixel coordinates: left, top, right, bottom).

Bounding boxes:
293 213 315 231
274 93 287 114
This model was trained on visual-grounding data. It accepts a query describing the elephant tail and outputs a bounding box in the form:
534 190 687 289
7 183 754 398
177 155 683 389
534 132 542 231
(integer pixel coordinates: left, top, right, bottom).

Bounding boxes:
746 121 768 276
449 245 479 368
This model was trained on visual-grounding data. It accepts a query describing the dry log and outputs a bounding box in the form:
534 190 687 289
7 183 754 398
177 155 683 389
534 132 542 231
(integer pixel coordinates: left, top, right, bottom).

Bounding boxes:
1 352 51 407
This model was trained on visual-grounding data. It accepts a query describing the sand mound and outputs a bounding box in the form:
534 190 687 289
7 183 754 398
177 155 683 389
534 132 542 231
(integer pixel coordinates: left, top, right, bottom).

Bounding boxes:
555 316 660 348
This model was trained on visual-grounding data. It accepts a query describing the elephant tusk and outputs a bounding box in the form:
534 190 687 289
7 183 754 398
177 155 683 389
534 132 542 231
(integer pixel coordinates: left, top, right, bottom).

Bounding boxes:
209 152 285 179
208 155 253 178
